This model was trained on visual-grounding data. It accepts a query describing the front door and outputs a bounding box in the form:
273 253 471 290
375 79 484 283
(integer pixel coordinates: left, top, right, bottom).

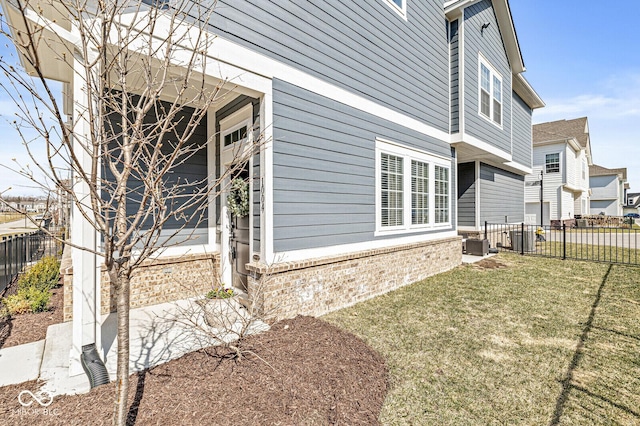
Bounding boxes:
220 104 253 293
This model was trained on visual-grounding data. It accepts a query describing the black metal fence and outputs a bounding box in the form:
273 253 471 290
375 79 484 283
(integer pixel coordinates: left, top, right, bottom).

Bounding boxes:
0 231 64 294
485 222 640 266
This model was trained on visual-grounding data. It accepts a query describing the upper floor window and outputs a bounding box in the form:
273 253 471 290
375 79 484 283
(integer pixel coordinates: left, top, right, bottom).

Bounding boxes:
383 0 407 19
546 153 560 173
479 57 502 126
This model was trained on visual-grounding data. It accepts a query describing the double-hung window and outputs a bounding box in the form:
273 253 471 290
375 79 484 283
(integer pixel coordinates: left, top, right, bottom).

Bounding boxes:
479 57 502 126
546 153 560 173
376 139 450 235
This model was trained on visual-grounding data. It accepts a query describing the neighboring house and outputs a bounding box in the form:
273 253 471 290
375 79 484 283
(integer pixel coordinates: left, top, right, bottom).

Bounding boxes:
2 0 541 377
590 165 628 216
625 192 640 215
525 117 592 226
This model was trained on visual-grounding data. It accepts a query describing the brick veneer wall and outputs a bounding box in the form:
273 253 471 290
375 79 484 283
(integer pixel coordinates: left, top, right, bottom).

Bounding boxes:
63 252 219 321
246 236 462 321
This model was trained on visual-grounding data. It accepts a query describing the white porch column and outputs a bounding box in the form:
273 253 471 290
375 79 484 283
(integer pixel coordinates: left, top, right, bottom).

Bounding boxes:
69 55 99 377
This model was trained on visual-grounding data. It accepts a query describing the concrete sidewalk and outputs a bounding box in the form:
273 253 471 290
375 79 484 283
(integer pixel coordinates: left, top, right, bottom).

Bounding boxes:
0 340 45 387
0 298 269 396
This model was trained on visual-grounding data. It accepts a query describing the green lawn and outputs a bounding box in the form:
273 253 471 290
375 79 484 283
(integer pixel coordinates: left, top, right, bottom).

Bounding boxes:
324 253 640 425
532 241 640 265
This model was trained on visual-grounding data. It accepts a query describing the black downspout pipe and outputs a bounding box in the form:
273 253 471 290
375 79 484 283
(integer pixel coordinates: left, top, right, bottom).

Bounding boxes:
81 343 110 388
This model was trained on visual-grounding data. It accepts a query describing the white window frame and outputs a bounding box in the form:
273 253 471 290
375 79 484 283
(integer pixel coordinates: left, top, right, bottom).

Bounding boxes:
478 55 503 128
546 153 560 174
375 138 451 236
382 0 407 20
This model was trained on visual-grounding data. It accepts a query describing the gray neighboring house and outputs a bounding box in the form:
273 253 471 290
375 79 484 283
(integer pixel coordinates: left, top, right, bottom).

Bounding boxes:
3 0 542 377
625 192 640 216
590 165 628 216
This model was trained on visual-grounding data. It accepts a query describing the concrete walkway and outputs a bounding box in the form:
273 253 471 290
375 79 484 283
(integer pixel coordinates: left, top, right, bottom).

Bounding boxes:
0 217 39 237
0 298 269 396
462 253 496 264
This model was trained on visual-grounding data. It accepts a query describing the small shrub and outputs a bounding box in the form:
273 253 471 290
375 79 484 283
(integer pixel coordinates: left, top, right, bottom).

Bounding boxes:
18 256 60 292
3 286 51 315
206 288 235 299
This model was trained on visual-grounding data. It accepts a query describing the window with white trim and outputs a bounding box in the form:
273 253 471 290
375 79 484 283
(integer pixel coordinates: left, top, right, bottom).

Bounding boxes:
411 160 429 225
381 153 404 227
479 58 502 126
382 0 407 19
434 166 449 223
546 153 560 173
376 139 451 234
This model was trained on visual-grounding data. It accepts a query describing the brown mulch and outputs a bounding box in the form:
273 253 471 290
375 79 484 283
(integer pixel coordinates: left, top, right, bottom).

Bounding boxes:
0 285 64 349
0 316 389 425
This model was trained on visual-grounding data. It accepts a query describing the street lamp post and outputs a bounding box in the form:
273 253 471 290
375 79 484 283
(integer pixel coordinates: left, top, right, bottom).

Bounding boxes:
539 170 544 228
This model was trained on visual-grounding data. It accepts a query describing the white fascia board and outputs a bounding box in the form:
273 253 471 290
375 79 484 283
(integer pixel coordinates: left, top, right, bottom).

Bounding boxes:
445 0 524 74
513 73 545 109
123 13 450 143
444 0 478 18
492 0 525 74
503 161 532 175
273 231 459 263
451 132 513 162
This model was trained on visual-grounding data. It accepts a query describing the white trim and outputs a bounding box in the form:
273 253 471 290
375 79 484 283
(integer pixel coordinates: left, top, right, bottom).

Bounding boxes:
451 132 512 162
375 139 452 236
475 160 481 228
262 91 274 263
382 0 408 20
207 108 217 246
219 103 252 129
478 54 503 129
502 161 532 175
274 231 459 263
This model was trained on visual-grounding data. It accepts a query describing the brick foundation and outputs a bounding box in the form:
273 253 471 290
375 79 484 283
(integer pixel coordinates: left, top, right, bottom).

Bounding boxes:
63 252 220 321
246 236 462 321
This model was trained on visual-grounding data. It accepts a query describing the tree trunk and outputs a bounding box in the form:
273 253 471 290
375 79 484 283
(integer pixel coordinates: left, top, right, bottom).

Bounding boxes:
113 270 131 426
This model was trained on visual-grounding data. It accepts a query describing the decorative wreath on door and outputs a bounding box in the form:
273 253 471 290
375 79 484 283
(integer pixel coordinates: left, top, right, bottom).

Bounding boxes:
227 177 249 218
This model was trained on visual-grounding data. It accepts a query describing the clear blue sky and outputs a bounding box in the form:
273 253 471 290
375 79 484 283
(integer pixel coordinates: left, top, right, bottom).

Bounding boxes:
511 0 640 193
1 1 639 196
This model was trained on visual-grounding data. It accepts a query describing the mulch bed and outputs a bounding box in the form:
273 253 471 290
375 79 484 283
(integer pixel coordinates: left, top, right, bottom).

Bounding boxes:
0 285 64 349
0 316 388 425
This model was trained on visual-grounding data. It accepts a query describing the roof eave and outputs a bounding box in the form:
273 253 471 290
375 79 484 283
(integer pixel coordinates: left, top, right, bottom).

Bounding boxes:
513 74 545 109
445 0 525 74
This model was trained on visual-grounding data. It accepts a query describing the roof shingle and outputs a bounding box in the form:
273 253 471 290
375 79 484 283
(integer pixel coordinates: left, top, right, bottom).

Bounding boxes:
532 117 589 147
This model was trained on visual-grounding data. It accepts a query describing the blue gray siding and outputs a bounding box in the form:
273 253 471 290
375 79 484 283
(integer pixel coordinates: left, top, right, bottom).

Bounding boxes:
479 163 524 223
450 19 460 133
512 91 532 167
207 0 449 132
463 0 512 153
103 102 209 245
272 80 454 252
457 162 476 227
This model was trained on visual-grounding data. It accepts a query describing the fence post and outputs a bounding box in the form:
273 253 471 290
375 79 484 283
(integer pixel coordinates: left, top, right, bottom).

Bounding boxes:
562 223 567 260
484 221 488 241
521 222 525 255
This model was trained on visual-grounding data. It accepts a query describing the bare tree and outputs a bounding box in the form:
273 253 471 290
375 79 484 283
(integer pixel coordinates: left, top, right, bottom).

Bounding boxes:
0 0 256 424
